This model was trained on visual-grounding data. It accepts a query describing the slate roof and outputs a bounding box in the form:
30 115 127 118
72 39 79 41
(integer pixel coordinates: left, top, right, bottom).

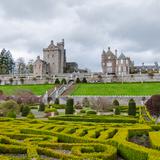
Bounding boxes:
118 53 126 59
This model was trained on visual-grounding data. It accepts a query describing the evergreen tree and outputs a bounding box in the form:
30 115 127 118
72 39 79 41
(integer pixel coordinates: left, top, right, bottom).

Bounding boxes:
39 102 45 111
21 106 30 117
54 98 59 104
82 77 87 83
76 78 81 83
115 107 121 115
0 49 14 74
113 99 119 106
55 78 60 84
65 98 74 114
128 99 136 116
61 78 67 84
16 58 26 75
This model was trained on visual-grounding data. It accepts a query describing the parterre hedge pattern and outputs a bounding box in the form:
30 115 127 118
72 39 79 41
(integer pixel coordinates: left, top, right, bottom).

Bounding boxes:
0 117 160 160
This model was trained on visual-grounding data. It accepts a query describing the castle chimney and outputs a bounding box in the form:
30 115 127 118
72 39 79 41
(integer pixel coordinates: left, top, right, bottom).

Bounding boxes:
51 40 54 45
37 56 40 60
62 39 65 45
115 49 118 57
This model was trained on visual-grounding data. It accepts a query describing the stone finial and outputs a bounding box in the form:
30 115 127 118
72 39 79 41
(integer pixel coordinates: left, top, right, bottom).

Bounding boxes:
37 56 40 60
115 49 117 57
108 47 110 51
51 40 54 45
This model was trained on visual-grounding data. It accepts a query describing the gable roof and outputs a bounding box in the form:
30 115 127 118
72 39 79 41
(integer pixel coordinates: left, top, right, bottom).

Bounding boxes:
118 53 126 59
105 47 116 59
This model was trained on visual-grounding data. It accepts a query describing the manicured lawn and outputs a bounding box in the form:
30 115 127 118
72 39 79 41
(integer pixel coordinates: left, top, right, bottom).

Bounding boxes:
0 84 55 95
71 82 160 96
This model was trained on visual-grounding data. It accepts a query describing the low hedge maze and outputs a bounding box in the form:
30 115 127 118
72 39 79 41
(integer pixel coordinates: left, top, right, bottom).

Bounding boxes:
0 118 160 160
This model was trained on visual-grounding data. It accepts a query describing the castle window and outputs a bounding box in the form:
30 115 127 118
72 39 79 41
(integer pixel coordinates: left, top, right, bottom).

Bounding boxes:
121 59 123 64
52 55 54 58
107 62 112 67
118 66 121 72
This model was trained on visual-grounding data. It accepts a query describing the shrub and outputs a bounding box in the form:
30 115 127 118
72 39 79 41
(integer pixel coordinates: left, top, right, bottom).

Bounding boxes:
65 98 74 114
54 98 59 105
145 95 160 116
75 101 82 109
80 109 86 113
76 78 81 83
39 102 45 111
9 78 13 85
86 110 97 115
61 78 67 84
115 107 121 115
148 72 154 78
0 100 20 116
82 97 90 108
45 108 57 113
20 78 24 84
7 111 16 118
0 90 3 95
82 77 87 83
21 106 30 117
55 78 60 84
113 99 119 106
128 99 136 116
48 104 66 109
27 112 35 119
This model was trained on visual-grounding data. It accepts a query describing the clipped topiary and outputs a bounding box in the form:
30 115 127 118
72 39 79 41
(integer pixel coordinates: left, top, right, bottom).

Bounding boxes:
55 78 60 84
113 99 119 106
54 98 59 105
128 99 136 116
86 110 97 115
76 78 81 83
80 109 86 113
65 98 74 114
21 106 30 117
115 107 121 115
39 102 45 111
82 77 87 83
27 112 35 119
61 78 67 84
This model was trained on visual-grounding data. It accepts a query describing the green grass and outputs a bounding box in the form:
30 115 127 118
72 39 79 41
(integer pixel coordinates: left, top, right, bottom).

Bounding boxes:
71 82 160 96
0 84 55 95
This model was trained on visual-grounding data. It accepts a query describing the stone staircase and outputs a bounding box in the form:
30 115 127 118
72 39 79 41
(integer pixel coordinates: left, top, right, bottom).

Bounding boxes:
42 82 74 103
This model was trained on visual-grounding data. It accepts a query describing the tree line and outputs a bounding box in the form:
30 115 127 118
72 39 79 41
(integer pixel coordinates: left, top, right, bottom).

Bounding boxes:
0 49 34 75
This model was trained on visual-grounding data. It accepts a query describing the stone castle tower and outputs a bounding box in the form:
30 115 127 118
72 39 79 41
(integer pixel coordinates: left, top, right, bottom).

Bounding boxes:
33 40 67 77
43 40 66 74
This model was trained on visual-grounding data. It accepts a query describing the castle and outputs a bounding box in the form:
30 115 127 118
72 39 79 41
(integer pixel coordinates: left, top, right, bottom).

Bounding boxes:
101 47 133 75
33 40 78 77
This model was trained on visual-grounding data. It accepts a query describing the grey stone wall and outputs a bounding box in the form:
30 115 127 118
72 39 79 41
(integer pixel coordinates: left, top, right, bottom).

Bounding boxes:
1 73 160 85
59 96 150 106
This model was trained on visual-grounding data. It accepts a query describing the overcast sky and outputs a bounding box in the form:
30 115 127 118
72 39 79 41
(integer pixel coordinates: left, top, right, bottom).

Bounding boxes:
0 0 160 71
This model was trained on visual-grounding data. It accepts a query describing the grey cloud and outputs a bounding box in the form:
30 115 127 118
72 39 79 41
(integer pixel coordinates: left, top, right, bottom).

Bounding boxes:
0 0 159 71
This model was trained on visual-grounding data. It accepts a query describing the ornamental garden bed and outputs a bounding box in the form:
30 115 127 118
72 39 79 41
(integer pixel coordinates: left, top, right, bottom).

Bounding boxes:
0 117 160 160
